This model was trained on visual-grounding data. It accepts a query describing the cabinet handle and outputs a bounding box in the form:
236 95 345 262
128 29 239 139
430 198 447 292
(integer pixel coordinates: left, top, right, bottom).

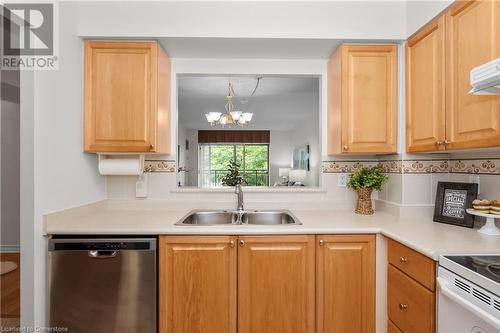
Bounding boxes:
398 303 409 311
239 240 245 247
443 140 450 145
229 240 235 248
343 145 349 151
149 144 155 150
399 257 408 264
436 141 443 146
319 240 324 246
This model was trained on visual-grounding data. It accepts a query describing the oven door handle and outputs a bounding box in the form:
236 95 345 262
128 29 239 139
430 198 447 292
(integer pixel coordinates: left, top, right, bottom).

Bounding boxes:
437 277 500 330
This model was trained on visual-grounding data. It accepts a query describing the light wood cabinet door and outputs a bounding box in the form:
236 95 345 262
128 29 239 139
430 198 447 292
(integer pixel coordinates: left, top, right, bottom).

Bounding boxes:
387 320 402 333
316 235 375 333
406 16 446 152
238 235 315 333
387 239 435 291
159 236 237 333
445 0 500 149
388 265 435 333
84 41 171 153
328 44 398 154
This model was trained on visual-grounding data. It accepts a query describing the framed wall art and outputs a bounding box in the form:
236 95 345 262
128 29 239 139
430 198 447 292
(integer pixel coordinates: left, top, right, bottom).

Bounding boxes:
433 182 478 228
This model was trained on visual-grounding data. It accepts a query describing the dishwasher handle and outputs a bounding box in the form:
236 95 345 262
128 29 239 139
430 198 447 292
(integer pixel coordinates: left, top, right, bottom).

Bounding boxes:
48 238 156 252
88 250 117 259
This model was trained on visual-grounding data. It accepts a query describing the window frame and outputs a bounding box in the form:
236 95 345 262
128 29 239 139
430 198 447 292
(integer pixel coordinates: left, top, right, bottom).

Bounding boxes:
198 143 270 187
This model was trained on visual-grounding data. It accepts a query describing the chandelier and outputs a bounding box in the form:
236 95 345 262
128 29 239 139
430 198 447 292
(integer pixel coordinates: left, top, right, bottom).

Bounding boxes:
205 80 256 127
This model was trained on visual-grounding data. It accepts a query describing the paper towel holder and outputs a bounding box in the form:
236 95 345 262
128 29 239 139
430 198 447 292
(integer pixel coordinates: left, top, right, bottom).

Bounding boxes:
98 154 145 175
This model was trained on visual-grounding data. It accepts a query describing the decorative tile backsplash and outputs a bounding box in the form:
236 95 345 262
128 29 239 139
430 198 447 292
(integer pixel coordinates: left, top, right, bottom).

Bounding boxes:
449 159 500 175
322 158 499 175
322 161 378 173
144 160 176 173
146 158 499 175
399 160 449 174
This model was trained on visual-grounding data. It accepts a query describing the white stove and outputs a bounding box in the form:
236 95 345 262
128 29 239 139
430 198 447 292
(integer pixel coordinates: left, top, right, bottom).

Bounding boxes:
438 255 500 333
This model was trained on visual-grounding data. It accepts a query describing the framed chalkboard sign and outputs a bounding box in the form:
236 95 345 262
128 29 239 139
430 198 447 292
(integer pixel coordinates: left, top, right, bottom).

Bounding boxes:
433 182 478 228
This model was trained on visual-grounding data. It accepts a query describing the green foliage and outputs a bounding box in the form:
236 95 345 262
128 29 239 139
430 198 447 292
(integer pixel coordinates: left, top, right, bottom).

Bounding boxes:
221 160 247 186
207 144 269 186
347 166 388 191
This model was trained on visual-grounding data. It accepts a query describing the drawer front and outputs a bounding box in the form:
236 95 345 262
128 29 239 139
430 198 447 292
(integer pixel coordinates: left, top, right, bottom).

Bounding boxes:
388 265 435 333
388 320 402 333
387 239 435 291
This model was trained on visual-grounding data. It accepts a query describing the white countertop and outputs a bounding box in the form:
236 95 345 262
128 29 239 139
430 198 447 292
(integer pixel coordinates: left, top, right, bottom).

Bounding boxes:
44 200 500 260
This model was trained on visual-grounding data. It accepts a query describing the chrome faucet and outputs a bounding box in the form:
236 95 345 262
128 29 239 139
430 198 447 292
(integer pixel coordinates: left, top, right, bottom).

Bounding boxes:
234 184 245 224
235 183 244 211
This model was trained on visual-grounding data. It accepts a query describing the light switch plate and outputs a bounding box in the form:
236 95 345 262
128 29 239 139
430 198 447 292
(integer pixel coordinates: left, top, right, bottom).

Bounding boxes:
338 173 348 187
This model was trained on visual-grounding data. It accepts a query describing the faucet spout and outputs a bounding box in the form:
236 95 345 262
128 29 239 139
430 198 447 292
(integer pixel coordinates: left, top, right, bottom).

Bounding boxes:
235 183 244 211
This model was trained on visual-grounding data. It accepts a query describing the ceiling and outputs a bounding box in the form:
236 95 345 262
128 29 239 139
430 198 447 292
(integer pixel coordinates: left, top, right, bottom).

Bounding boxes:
178 76 319 131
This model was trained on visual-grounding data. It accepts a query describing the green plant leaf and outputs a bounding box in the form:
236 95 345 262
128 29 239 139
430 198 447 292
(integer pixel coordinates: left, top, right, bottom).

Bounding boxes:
346 166 388 191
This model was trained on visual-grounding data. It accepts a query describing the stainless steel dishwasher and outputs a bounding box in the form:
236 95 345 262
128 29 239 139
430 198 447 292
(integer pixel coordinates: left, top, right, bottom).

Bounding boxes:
48 237 156 333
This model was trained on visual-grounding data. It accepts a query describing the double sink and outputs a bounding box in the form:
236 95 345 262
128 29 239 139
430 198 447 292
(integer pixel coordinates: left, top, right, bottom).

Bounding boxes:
175 210 302 226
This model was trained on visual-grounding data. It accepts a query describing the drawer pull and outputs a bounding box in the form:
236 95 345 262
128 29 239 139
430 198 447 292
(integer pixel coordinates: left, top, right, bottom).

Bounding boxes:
399 257 408 264
398 303 409 311
229 240 235 248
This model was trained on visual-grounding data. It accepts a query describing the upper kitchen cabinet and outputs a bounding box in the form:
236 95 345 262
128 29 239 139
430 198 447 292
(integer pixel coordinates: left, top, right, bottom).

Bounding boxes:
84 41 171 153
445 0 500 150
406 16 446 153
328 44 398 155
406 0 500 152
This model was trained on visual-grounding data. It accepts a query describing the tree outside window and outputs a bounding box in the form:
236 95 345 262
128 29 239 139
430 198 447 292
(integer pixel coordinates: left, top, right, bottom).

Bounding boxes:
199 144 269 187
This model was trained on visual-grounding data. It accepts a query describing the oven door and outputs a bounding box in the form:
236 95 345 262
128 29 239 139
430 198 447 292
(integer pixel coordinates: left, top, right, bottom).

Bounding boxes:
437 268 500 333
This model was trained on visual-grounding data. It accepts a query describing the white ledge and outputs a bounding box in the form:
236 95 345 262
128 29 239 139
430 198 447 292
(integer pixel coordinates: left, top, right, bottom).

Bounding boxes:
170 186 328 193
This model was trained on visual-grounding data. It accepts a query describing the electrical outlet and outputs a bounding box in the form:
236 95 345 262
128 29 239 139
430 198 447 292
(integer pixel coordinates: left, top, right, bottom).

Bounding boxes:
469 175 480 195
338 173 348 187
136 175 148 198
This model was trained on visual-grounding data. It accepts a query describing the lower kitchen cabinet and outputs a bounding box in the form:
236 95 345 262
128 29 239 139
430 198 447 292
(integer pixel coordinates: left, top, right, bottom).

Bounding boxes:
159 234 375 333
387 238 436 333
237 235 315 333
159 236 237 333
316 234 376 333
388 319 403 333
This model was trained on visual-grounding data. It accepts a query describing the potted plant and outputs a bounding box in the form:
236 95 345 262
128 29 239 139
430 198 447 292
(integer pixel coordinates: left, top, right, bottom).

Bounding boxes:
347 166 388 215
221 161 246 186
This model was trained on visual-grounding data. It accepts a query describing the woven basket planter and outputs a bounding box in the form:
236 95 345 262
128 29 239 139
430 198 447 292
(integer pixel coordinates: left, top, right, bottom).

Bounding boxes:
355 188 374 215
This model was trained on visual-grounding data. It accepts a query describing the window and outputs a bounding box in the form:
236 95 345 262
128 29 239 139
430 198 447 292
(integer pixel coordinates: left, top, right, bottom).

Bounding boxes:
199 144 269 187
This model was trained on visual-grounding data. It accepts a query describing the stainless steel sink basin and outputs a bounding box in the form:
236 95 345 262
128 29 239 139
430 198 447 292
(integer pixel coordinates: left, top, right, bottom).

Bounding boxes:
176 210 301 226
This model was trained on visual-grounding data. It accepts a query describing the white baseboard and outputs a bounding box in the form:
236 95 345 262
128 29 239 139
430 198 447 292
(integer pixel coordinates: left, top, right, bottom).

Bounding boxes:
0 245 20 252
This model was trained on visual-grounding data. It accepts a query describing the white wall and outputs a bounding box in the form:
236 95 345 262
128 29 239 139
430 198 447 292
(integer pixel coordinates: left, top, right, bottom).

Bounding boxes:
269 130 292 185
76 1 407 40
177 127 198 186
21 2 106 327
406 0 453 37
176 124 187 186
289 91 320 187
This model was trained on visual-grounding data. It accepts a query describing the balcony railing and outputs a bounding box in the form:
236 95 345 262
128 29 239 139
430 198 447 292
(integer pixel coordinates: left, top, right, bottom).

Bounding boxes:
201 169 269 187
